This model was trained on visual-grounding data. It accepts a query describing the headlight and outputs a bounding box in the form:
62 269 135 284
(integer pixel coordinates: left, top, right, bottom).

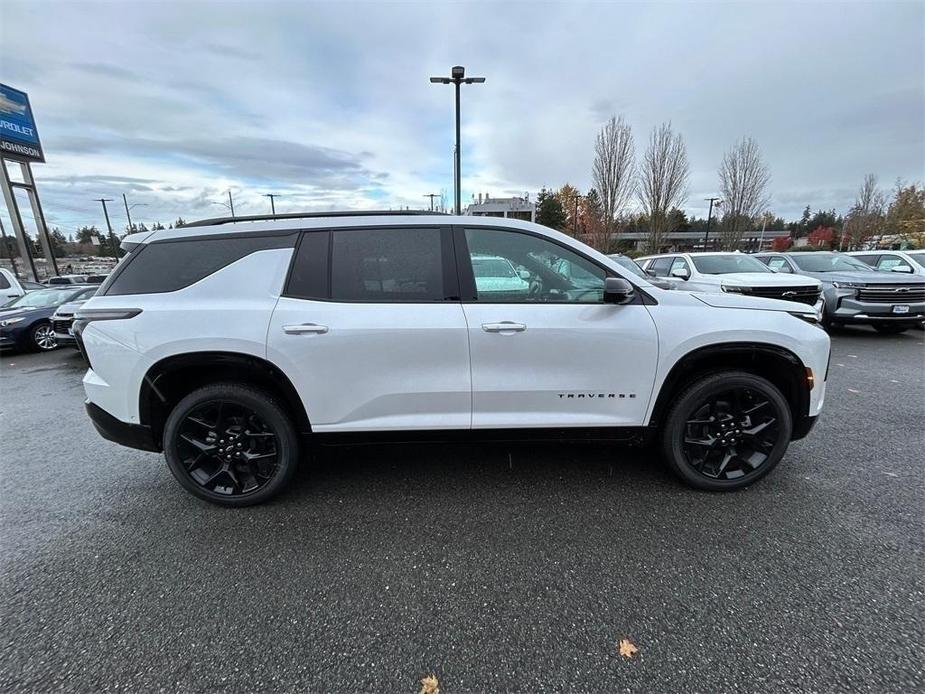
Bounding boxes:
832 281 864 289
0 317 25 327
721 284 749 293
788 310 824 328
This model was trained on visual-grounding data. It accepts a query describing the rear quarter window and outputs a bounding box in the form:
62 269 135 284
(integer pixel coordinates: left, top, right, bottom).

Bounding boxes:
102 233 296 296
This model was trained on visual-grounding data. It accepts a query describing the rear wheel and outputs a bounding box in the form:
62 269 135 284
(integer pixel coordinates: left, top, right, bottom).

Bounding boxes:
660 372 792 491
873 324 909 334
163 383 299 506
30 322 57 351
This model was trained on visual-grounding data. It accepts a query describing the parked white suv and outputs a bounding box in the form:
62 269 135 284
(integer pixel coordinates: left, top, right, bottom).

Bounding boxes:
848 249 925 277
77 213 830 506
637 252 824 310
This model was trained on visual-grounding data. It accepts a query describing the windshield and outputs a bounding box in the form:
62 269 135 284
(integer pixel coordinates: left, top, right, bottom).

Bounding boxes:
3 289 82 309
791 254 873 272
472 257 516 278
610 255 647 278
691 254 772 274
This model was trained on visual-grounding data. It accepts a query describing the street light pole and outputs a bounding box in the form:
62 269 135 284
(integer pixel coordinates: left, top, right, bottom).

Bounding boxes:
430 65 485 215
264 193 280 215
227 190 236 219
704 197 722 250
122 193 148 231
424 193 438 211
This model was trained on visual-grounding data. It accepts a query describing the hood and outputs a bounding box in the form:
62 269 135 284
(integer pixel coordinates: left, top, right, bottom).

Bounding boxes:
51 299 90 316
0 306 52 322
692 291 818 314
717 272 821 288
800 270 924 285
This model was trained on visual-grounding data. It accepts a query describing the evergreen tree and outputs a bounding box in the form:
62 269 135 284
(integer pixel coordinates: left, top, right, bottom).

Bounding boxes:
535 188 566 230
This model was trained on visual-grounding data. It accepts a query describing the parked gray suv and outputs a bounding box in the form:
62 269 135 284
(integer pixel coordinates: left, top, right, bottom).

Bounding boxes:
755 251 925 333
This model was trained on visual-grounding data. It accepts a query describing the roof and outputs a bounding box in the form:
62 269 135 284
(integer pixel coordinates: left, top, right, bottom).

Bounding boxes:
125 213 555 245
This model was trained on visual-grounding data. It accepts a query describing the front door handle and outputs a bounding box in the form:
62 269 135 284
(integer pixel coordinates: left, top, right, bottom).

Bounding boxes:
481 321 526 333
283 323 328 335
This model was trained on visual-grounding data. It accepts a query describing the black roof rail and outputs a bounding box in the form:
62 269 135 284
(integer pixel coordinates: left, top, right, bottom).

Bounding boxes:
179 210 449 228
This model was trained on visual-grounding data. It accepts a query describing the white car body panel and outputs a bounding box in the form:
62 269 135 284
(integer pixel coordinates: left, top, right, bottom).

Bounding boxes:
267 298 471 431
462 302 659 428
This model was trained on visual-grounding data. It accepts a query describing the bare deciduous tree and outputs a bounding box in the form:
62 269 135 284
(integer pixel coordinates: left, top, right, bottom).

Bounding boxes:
718 137 771 250
842 173 885 250
593 116 635 241
638 122 689 253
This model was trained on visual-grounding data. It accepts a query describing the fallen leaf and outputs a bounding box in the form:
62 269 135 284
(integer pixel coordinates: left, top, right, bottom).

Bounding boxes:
420 673 440 694
619 638 638 659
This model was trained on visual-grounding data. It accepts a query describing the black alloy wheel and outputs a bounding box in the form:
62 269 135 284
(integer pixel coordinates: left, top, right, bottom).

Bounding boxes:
163 383 299 506
661 372 792 490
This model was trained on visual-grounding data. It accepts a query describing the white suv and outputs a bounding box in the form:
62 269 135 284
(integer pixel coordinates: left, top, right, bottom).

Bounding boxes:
77 213 830 506
637 252 824 310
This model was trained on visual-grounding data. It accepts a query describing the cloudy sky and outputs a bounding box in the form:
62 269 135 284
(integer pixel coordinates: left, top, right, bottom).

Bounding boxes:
1 0 923 235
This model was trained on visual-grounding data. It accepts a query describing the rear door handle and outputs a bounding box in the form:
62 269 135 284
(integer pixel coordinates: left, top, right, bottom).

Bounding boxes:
481 321 526 333
283 323 328 335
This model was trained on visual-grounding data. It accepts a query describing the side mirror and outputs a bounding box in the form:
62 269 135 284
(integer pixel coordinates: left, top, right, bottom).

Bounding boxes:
644 268 657 278
603 277 635 304
670 267 690 280
891 264 913 273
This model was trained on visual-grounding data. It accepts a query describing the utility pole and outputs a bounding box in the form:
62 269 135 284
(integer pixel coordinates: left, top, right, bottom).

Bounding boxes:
704 197 722 250
430 66 486 214
227 190 236 219
95 198 114 234
424 193 439 211
264 193 279 215
568 193 583 237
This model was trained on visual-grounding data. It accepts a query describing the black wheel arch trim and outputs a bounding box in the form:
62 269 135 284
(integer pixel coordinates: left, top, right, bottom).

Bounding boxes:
648 342 812 439
139 351 311 443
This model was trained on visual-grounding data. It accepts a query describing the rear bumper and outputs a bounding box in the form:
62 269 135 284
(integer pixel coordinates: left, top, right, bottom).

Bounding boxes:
85 400 161 452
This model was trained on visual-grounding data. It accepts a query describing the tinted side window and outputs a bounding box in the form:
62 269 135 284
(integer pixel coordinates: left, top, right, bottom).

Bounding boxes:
286 231 330 299
464 227 606 303
331 227 444 302
104 233 296 296
0 273 9 290
648 257 673 277
852 254 876 266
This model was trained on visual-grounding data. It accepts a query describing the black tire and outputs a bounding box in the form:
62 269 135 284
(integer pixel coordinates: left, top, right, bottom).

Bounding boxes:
660 371 792 491
30 322 57 351
163 383 300 507
873 324 909 334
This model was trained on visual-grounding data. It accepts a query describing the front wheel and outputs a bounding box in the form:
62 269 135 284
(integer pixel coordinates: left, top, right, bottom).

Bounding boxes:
163 383 300 506
30 322 57 351
660 372 793 491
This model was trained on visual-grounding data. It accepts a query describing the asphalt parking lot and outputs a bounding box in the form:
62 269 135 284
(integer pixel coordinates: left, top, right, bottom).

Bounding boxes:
1 328 923 693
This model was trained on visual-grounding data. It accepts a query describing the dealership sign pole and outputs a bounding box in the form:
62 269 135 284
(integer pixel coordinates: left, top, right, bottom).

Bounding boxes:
0 83 58 280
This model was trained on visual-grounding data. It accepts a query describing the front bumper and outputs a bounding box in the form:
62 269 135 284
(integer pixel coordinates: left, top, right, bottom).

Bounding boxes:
85 400 161 452
826 293 925 325
791 414 819 441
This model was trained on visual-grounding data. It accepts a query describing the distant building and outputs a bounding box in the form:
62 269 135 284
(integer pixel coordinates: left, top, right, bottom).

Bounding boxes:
465 193 535 222
616 229 791 252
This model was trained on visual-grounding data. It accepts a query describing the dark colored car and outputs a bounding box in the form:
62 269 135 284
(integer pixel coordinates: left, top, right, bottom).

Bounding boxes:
0 286 98 352
755 251 925 333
